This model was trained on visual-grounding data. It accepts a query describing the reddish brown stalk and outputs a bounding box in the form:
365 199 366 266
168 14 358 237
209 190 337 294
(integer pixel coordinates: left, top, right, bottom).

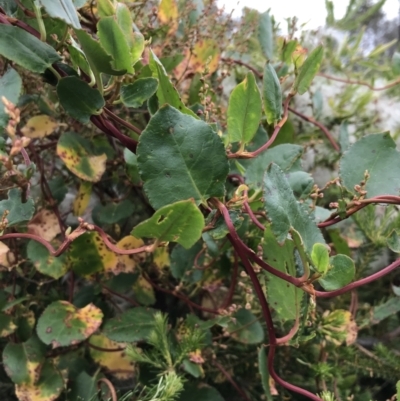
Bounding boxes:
101 283 140 307
103 107 142 135
318 72 400 91
97 378 117 401
228 95 293 159
289 107 340 152
221 57 263 79
87 342 126 353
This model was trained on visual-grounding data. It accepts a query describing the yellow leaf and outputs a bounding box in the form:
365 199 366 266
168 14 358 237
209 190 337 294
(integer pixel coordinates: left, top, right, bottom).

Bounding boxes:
158 0 178 35
27 209 61 242
115 235 145 274
153 246 170 270
21 115 58 138
73 181 92 216
89 334 135 380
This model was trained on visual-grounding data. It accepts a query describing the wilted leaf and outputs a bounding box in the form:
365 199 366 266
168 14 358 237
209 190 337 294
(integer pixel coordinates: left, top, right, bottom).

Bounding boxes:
57 132 107 182
21 115 58 139
73 181 92 216
37 301 103 348
89 334 135 379
158 0 179 35
27 209 61 242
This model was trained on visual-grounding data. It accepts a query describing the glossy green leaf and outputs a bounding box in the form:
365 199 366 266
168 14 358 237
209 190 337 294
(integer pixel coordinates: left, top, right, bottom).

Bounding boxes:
340 133 400 198
0 25 61 73
57 77 104 123
311 243 330 274
15 360 64 401
0 68 22 129
263 62 283 124
0 189 35 227
57 132 107 182
263 225 303 321
116 3 144 63
318 255 355 291
98 16 134 74
92 199 135 225
149 50 198 118
132 200 204 249
74 29 126 76
39 0 81 29
258 11 273 60
137 105 229 209
292 45 324 95
3 335 46 385
102 307 156 342
27 240 68 279
121 78 159 108
387 230 400 253
37 300 103 348
263 163 326 254
227 72 262 144
246 144 303 189
227 309 264 344
98 0 115 16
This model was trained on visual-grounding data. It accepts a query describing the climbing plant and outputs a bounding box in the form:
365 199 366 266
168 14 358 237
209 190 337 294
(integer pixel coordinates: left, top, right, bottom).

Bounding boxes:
0 1 400 400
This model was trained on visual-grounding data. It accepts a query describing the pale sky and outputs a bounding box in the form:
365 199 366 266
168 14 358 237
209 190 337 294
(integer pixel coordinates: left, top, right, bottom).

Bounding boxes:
217 0 399 30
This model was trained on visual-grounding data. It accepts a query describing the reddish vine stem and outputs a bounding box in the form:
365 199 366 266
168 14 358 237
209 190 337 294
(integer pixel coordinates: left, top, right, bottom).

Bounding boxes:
213 360 252 401
97 378 117 401
87 341 125 353
228 95 293 159
221 57 263 79
318 72 400 91
103 107 142 135
100 283 140 307
288 106 340 152
215 200 322 401
221 251 239 309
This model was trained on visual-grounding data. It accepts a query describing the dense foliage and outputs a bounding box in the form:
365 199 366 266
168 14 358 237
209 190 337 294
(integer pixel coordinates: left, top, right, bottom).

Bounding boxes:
1 0 400 400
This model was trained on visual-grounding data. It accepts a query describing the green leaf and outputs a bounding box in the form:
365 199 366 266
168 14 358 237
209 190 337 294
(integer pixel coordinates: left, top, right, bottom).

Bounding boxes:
74 28 126 76
36 300 103 348
0 68 22 129
292 45 324 95
133 274 156 306
258 11 273 60
48 177 68 204
69 371 101 401
121 78 159 108
246 144 303 189
263 163 326 254
179 384 224 401
39 0 81 29
92 199 135 225
392 52 400 75
57 132 107 182
0 313 17 337
339 120 350 152
3 335 46 385
206 210 244 240
258 346 273 401
102 307 156 342
98 0 115 16
397 380 400 400
137 105 229 209
340 133 400 198
371 297 400 325
0 25 61 73
387 230 400 253
57 76 105 123
311 243 330 274
263 62 283 124
227 72 262 144
0 189 35 227
170 242 204 282
116 3 144 63
131 200 205 249
318 255 355 291
149 50 198 118
124 149 141 184
98 16 134 74
27 240 68 279
227 309 264 344
262 225 304 321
